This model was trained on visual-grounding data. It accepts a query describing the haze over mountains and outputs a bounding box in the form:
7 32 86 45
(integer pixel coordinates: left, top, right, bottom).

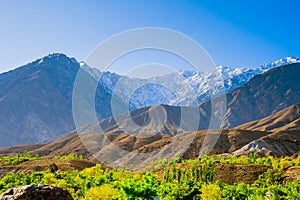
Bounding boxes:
0 53 299 150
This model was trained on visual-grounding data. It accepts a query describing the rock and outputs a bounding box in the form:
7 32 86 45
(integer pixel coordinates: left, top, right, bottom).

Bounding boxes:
0 184 73 200
284 166 300 181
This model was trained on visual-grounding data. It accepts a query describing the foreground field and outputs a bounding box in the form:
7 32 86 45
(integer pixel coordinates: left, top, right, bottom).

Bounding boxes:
0 152 300 199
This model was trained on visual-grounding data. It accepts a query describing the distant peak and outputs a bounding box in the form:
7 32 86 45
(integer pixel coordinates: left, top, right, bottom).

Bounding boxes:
179 70 198 78
262 57 300 69
285 56 300 63
36 53 78 65
47 52 68 58
274 56 300 64
216 65 231 73
217 65 230 69
44 53 76 61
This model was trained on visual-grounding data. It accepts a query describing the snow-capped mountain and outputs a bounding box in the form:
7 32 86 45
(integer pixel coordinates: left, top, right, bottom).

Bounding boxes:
0 53 299 147
82 57 300 109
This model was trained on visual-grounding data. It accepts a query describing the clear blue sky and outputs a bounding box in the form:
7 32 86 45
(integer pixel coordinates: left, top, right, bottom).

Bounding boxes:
0 0 299 73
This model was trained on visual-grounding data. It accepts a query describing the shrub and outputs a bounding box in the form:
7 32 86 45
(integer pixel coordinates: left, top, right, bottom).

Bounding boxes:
85 184 121 200
43 173 57 185
201 184 221 200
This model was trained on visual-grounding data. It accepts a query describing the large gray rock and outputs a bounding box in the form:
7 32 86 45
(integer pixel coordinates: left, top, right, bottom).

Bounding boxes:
0 184 73 200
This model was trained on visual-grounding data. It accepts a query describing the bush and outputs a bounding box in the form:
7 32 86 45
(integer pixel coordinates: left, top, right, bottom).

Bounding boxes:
121 172 158 199
85 184 121 200
254 168 284 187
201 184 221 200
0 154 299 199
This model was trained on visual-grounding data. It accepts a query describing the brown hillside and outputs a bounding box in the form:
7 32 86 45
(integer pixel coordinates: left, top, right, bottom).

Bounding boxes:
1 101 300 171
236 103 300 132
0 129 271 171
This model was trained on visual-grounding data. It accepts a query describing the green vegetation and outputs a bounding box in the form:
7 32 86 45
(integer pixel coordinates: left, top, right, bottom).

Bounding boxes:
54 153 83 160
0 153 300 199
0 151 39 166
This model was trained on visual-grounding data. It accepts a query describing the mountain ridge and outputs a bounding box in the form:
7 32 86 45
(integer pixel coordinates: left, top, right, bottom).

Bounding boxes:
235 103 300 132
0 53 116 147
82 56 300 109
0 53 299 147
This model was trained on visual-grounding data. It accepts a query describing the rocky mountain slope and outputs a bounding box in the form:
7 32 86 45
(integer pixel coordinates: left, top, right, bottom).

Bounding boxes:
221 63 300 127
0 54 118 147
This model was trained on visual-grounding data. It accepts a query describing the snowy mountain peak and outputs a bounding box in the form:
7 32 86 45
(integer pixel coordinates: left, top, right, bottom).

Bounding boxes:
79 61 86 67
285 56 300 63
79 61 102 80
261 57 300 70
215 65 232 74
216 65 230 69
179 70 198 78
78 56 300 110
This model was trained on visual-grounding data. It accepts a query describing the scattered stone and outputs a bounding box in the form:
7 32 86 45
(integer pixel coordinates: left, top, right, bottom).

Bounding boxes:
0 184 73 200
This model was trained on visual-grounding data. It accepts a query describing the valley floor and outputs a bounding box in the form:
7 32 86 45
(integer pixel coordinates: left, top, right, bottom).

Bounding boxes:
0 152 300 199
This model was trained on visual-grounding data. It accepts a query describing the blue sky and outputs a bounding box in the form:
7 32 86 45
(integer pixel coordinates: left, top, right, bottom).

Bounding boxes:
0 0 299 73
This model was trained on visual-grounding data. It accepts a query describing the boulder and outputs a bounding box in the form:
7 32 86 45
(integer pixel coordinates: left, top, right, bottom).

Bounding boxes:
0 184 73 200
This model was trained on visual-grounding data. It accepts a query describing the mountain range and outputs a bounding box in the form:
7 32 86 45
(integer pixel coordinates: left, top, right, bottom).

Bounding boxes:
0 53 299 150
82 56 300 109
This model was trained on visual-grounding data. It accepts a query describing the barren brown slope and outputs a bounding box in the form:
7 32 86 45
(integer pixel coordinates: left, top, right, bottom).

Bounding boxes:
2 102 300 170
262 129 300 154
75 104 203 136
73 129 269 171
0 134 89 158
232 129 300 156
0 144 43 155
229 103 300 156
0 128 297 171
0 129 270 171
236 103 300 132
